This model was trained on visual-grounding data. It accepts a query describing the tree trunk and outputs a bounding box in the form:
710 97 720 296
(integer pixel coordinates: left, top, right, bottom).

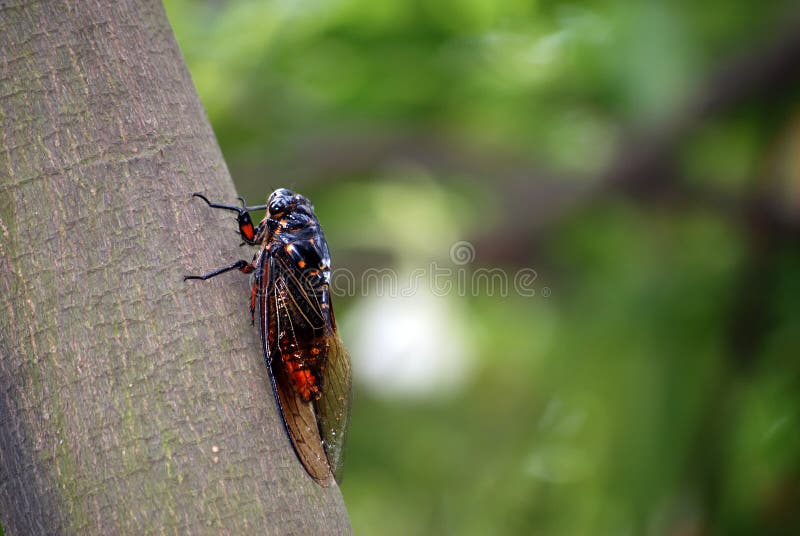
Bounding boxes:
0 1 351 533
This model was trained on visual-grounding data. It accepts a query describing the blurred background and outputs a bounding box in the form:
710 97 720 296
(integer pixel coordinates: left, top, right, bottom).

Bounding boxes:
163 1 800 534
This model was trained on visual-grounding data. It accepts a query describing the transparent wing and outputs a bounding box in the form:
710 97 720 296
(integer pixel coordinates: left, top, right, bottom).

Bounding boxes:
270 354 335 486
272 252 352 482
271 253 329 331
313 329 352 483
259 253 335 486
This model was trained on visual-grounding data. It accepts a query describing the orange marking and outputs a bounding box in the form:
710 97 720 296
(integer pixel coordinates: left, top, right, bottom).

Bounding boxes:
309 238 315 244
298 260 306 268
311 347 320 355
242 223 255 240
285 244 295 254
291 369 319 401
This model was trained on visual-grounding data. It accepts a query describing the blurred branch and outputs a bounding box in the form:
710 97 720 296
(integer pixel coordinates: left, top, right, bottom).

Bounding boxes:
607 9 800 193
501 11 800 256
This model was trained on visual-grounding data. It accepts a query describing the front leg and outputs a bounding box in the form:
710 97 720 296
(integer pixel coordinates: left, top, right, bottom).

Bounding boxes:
192 193 267 245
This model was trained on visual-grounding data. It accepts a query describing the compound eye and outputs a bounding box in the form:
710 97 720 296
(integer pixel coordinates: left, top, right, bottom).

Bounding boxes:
269 197 289 217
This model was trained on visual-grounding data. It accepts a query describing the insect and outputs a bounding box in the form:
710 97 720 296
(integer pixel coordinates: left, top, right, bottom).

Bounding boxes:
184 188 352 486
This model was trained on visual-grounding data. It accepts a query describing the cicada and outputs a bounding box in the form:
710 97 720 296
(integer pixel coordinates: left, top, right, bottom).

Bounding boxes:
185 188 352 486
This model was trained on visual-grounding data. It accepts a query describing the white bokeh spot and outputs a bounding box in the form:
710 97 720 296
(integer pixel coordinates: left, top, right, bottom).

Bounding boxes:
344 286 474 399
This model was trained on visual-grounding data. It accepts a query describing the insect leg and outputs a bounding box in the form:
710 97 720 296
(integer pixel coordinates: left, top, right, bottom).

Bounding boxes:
192 193 267 245
184 259 254 281
236 196 269 213
249 254 263 325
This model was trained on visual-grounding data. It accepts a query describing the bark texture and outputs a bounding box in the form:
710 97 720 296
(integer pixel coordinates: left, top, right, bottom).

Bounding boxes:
0 1 351 533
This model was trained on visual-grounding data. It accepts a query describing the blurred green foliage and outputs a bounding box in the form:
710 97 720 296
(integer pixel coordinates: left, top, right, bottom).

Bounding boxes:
164 1 800 534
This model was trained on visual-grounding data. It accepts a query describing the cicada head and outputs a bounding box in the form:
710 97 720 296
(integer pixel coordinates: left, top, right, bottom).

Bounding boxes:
267 188 313 218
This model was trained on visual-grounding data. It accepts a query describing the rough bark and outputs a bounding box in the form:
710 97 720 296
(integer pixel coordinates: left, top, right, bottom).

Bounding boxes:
0 1 351 533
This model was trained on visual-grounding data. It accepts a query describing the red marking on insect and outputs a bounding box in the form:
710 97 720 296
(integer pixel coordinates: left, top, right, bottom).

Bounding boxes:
241 222 255 241
184 190 352 486
288 368 319 401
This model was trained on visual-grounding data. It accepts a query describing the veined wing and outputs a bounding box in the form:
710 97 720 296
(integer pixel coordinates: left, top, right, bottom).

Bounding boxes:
258 252 334 486
271 251 353 483
270 252 331 332
313 329 352 483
